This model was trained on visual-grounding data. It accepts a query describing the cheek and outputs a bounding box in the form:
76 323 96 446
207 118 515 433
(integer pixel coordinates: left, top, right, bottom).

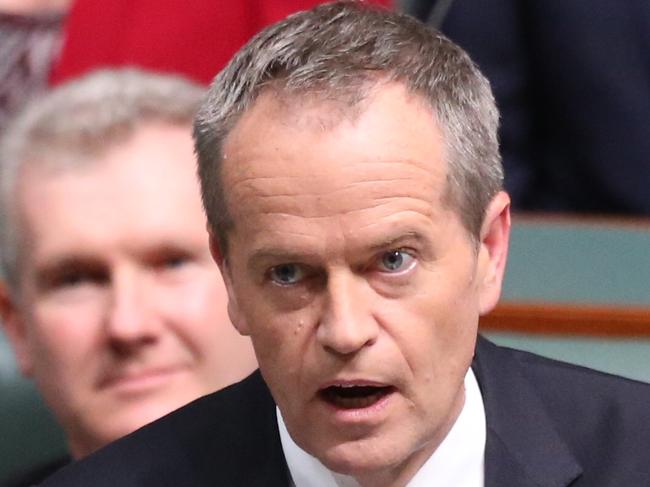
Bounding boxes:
384 282 478 371
156 274 257 376
30 300 102 360
246 305 315 389
26 304 101 400
157 274 229 336
250 312 305 361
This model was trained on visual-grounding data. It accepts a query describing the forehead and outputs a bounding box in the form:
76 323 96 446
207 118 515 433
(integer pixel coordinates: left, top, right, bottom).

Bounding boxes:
225 81 445 163
16 124 206 265
221 83 452 244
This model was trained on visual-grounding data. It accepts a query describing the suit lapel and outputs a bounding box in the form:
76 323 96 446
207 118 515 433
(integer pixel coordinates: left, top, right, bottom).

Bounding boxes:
237 393 290 486
224 371 291 486
473 337 583 487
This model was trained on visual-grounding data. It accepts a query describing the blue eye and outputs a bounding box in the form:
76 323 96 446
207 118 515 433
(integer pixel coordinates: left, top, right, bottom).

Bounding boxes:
378 250 415 273
269 264 305 285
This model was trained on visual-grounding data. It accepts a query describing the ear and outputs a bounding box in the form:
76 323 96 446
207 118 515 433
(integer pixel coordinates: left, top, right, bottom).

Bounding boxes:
476 191 511 315
0 282 34 377
208 230 251 336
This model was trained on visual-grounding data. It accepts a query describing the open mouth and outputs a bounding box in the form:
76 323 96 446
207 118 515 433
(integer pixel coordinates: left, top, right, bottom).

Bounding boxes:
319 385 395 409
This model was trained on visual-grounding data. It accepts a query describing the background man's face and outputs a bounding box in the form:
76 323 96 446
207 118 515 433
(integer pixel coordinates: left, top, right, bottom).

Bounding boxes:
2 124 256 457
218 83 506 484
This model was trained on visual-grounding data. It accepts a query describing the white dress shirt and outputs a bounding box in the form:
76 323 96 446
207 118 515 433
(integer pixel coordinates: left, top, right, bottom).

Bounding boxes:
278 368 486 487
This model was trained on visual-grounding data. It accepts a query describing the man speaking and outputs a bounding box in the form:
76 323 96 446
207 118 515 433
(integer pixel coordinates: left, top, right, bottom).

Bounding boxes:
42 2 650 486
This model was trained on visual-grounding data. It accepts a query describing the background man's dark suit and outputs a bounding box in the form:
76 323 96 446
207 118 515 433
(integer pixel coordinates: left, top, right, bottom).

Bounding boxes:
41 337 650 486
404 0 650 215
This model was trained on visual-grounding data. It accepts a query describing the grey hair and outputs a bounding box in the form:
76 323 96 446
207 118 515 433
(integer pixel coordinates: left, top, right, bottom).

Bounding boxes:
194 0 503 252
0 68 205 289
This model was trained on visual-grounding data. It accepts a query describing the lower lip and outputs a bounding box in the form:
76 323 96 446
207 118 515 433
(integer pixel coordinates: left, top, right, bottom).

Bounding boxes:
319 389 396 424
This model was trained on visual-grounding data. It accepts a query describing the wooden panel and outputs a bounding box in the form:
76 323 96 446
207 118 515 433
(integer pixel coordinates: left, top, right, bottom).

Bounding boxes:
480 301 650 337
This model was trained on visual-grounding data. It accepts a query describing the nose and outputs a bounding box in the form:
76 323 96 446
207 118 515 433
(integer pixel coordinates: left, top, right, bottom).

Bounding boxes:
316 270 378 356
105 269 158 352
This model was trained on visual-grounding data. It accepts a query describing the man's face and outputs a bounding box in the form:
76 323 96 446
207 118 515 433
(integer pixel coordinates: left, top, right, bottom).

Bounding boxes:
1 124 256 457
218 83 509 484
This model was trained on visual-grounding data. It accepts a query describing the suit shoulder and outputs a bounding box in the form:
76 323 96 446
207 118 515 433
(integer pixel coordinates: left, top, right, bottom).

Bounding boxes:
40 371 278 486
506 343 650 397
480 338 650 473
484 338 650 412
475 337 650 480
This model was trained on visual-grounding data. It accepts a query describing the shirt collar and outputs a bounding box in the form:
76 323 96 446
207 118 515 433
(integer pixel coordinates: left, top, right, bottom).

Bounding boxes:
277 368 486 487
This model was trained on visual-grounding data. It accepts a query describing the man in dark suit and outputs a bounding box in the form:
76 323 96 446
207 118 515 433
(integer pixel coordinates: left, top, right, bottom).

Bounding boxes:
41 2 650 486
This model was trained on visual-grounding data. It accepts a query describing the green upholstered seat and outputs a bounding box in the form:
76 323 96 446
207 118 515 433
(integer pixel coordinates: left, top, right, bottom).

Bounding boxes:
0 333 67 484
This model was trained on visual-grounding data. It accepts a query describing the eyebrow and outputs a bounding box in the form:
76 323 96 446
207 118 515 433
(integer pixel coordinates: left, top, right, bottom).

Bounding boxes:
247 248 321 272
34 239 205 279
366 230 429 254
34 256 107 289
139 242 208 265
247 229 430 270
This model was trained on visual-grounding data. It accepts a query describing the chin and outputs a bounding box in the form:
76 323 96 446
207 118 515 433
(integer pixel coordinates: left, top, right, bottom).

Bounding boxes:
107 400 181 438
317 438 404 478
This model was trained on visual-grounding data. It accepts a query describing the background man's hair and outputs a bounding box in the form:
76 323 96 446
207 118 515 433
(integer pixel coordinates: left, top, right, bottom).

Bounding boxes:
194 0 503 252
0 68 205 289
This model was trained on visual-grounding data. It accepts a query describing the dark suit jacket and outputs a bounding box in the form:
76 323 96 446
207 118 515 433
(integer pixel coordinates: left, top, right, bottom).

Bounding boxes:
404 0 650 215
40 337 650 486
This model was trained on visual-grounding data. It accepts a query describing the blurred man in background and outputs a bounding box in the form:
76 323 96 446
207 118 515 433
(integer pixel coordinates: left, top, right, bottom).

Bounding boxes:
0 69 257 486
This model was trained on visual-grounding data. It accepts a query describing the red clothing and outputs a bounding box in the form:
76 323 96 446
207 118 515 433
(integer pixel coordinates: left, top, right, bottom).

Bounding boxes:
50 0 392 85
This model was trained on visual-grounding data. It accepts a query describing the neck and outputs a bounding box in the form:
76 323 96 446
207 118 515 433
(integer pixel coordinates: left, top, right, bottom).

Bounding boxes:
352 387 466 487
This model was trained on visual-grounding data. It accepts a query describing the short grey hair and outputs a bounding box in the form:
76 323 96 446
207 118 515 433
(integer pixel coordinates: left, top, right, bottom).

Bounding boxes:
0 68 205 288
194 0 502 252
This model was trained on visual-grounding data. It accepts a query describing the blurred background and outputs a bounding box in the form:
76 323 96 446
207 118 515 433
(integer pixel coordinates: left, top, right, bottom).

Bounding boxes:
1 0 648 483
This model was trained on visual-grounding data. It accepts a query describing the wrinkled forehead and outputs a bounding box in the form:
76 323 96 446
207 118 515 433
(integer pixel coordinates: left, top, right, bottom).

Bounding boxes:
223 81 445 162
220 82 450 224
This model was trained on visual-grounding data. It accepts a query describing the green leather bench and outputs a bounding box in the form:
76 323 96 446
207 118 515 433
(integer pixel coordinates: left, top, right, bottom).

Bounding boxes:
483 215 650 383
0 336 67 484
